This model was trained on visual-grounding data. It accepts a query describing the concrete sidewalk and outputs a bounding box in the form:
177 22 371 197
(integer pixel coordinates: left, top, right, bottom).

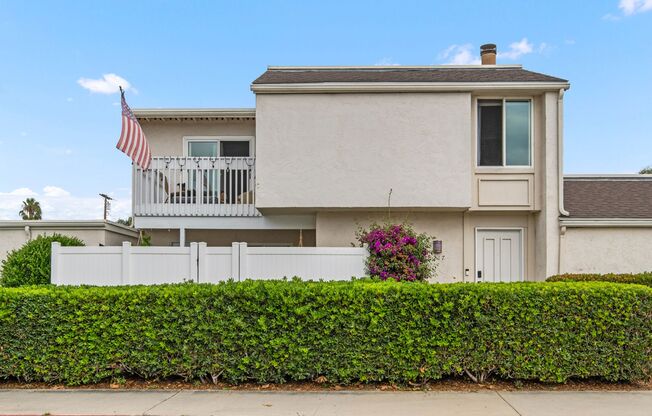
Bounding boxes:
0 389 650 416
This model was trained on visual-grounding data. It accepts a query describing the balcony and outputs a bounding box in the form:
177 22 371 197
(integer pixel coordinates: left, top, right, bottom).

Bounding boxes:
133 157 259 217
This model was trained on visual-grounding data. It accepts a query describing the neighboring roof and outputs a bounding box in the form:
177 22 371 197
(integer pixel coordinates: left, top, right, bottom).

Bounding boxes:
564 175 652 219
133 108 255 121
0 220 139 236
252 65 569 93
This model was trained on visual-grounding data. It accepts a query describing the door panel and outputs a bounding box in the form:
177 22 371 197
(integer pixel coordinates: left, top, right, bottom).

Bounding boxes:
476 230 522 282
482 238 496 282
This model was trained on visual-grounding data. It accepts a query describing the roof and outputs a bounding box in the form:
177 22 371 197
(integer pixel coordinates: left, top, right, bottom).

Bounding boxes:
133 108 255 121
564 175 652 219
0 220 139 236
252 65 568 85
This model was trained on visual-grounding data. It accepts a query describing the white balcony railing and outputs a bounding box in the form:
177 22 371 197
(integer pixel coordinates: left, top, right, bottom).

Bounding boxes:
133 157 259 217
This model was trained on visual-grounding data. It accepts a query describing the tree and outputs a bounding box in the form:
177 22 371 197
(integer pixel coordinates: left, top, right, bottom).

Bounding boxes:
639 166 652 174
19 198 42 220
117 216 133 226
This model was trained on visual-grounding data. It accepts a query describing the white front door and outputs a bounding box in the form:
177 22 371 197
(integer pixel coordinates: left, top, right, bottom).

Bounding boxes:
475 229 523 282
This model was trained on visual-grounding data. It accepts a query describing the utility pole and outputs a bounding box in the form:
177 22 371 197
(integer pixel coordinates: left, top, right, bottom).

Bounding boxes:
99 193 113 221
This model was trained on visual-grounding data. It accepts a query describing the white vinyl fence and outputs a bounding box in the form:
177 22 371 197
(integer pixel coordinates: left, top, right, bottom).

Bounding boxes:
51 242 368 286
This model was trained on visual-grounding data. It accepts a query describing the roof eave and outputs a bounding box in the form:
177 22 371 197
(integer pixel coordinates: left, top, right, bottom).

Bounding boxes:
560 218 652 227
564 174 652 180
251 81 571 94
0 220 139 236
133 108 256 120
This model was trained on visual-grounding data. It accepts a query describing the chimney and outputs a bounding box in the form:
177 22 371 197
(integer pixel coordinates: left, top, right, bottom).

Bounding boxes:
480 44 497 65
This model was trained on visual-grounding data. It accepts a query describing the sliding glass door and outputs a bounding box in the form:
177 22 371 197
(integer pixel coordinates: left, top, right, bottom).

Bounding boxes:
186 139 252 204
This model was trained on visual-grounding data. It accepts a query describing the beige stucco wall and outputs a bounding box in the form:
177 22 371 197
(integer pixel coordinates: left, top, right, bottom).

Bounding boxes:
560 227 652 274
315 210 537 282
255 93 473 209
0 226 137 264
533 91 562 278
139 119 255 156
146 229 315 247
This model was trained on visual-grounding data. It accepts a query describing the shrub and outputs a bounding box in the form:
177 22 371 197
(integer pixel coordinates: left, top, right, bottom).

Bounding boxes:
357 222 435 281
547 273 652 287
0 281 650 385
0 234 84 287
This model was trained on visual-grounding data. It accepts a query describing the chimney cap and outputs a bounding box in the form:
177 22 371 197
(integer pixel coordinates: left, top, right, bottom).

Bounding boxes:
480 43 497 55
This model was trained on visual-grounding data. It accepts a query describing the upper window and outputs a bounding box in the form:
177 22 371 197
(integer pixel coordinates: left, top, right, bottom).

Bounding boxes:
187 139 251 157
478 99 531 167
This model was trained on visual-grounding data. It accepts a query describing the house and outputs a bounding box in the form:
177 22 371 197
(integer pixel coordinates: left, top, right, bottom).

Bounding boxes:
559 175 652 274
0 220 139 263
130 44 652 282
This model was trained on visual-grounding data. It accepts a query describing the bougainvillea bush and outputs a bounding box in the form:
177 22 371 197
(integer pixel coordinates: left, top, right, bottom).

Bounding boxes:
357 222 435 281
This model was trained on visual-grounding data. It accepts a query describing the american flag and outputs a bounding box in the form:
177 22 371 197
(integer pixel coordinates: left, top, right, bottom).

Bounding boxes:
116 88 151 169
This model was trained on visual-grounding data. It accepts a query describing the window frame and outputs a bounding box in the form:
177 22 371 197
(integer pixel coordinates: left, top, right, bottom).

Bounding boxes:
476 98 533 169
182 136 255 158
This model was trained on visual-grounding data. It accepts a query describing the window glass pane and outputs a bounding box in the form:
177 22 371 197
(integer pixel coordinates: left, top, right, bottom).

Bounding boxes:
187 142 218 194
189 141 218 157
505 101 531 166
478 102 503 166
221 141 250 157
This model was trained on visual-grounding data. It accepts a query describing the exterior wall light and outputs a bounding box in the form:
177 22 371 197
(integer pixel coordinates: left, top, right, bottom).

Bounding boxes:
433 240 443 255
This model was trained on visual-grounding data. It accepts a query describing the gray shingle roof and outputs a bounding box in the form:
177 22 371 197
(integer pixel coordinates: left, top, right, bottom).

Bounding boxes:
253 66 568 84
564 176 652 218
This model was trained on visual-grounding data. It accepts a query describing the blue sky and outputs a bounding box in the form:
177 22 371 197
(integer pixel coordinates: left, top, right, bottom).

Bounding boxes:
0 0 651 220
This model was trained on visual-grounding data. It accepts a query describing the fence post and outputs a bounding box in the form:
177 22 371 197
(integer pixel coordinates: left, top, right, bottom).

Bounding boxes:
239 242 248 281
197 242 207 283
121 241 131 285
51 242 61 285
231 242 240 280
190 242 198 282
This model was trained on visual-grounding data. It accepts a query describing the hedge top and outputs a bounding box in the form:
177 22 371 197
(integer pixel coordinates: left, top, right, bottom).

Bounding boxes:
547 272 652 287
1 280 650 385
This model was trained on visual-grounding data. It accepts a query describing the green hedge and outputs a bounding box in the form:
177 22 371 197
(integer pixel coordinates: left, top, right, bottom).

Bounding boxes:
547 273 652 287
0 281 651 385
1 234 84 287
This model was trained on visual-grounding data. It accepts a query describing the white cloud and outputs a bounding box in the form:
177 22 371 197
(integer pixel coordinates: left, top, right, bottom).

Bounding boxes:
439 39 544 65
375 57 400 66
498 38 534 60
77 73 134 94
602 13 622 20
0 188 37 197
538 42 549 53
438 44 481 65
36 145 73 156
43 186 71 197
0 188 131 221
619 0 652 15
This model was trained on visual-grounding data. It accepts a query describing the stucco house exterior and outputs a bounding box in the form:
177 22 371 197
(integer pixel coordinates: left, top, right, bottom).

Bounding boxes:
130 44 652 282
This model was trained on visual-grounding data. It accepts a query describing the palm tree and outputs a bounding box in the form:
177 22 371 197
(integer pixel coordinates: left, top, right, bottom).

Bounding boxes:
639 166 652 174
19 198 42 220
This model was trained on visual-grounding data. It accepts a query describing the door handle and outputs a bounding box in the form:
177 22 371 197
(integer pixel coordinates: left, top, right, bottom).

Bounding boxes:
477 270 482 279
